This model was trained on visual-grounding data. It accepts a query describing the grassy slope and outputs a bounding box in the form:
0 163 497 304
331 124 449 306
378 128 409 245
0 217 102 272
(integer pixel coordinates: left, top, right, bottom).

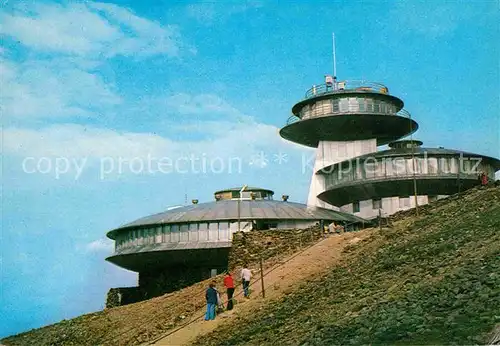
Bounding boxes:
194 187 500 345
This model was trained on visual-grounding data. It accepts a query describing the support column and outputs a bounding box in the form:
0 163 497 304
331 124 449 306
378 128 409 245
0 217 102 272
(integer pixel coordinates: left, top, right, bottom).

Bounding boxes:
307 139 377 208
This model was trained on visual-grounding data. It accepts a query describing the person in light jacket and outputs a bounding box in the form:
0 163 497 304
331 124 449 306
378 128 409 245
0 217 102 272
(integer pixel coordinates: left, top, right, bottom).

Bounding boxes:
241 265 252 298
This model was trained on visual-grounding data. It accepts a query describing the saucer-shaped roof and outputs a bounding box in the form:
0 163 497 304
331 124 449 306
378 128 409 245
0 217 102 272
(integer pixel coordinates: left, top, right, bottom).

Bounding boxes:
318 147 500 174
107 200 367 239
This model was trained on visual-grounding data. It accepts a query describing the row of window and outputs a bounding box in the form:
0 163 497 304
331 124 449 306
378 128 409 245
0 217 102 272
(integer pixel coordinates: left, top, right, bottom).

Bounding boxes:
352 196 439 213
299 97 398 119
324 157 492 188
115 221 248 251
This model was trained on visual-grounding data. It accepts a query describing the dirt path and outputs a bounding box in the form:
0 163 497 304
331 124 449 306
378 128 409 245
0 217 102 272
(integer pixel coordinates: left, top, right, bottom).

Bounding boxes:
152 230 371 345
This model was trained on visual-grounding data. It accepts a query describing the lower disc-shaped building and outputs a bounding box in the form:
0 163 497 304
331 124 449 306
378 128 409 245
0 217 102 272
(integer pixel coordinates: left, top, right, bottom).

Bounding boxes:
105 187 366 304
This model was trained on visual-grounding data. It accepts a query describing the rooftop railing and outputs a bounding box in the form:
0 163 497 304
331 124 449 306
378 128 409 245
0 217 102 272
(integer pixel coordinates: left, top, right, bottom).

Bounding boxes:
305 80 390 99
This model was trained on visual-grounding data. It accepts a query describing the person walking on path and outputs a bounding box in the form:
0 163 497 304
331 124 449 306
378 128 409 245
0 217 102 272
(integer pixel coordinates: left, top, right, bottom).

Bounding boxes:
481 172 489 186
241 265 252 298
223 272 235 310
204 281 218 321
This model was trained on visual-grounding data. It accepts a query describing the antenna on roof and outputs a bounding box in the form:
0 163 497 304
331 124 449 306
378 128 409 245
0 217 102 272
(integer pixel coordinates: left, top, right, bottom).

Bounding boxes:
332 32 337 79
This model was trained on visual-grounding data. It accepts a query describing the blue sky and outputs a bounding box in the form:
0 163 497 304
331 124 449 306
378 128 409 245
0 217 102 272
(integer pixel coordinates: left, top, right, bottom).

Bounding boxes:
1 0 499 338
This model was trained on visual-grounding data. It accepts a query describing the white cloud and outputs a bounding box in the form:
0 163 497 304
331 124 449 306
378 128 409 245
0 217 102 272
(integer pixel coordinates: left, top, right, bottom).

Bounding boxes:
138 93 253 127
3 124 174 159
165 93 244 117
0 2 191 58
1 58 121 120
87 2 188 57
85 238 114 253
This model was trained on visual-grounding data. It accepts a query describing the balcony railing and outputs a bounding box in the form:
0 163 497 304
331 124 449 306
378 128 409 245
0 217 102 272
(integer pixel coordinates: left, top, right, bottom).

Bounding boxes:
285 108 411 126
396 108 411 118
287 115 300 125
305 80 390 99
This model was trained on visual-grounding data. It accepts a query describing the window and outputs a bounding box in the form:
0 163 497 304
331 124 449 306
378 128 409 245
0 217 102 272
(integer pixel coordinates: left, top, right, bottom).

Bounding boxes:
219 222 229 240
449 158 459 174
406 158 415 174
348 97 358 112
208 222 218 241
332 99 339 113
180 224 189 242
358 97 366 112
320 100 331 114
379 103 386 114
162 224 170 242
385 159 393 176
339 99 348 112
394 158 407 175
301 105 310 118
198 223 209 241
170 224 180 243
310 102 317 116
155 226 162 243
439 157 450 173
375 161 385 177
417 158 426 174
372 199 382 210
366 99 374 112
428 158 438 174
241 191 252 199
144 228 151 245
399 197 410 209
353 201 360 213
364 162 376 178
355 164 363 180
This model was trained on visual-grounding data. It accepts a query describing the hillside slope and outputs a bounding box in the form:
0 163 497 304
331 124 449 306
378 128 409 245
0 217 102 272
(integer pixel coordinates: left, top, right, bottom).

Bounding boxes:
1 225 349 346
193 186 500 345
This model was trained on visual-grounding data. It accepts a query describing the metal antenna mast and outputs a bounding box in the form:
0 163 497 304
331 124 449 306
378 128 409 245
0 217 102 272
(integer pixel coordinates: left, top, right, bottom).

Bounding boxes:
332 33 337 78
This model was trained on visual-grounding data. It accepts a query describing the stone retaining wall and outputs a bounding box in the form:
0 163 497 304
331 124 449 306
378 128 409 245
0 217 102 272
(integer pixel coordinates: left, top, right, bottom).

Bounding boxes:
228 226 323 269
105 287 144 308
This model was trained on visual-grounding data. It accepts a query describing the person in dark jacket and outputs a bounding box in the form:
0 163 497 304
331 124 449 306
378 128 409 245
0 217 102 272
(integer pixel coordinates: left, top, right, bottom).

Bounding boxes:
205 281 218 320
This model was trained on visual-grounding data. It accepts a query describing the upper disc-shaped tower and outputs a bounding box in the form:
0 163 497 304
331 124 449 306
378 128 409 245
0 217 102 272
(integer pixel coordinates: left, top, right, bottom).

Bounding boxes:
279 79 418 147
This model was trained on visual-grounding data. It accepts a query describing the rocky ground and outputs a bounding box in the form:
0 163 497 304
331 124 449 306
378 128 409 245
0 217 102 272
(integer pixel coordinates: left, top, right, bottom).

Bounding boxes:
193 186 500 345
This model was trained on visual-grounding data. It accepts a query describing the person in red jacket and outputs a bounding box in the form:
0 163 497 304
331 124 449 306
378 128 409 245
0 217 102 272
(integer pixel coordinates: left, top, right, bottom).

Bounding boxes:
223 272 235 310
481 172 489 186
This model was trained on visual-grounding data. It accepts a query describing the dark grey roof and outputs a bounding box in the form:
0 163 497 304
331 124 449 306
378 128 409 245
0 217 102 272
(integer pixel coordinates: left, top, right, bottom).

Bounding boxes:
107 200 367 239
319 147 500 173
